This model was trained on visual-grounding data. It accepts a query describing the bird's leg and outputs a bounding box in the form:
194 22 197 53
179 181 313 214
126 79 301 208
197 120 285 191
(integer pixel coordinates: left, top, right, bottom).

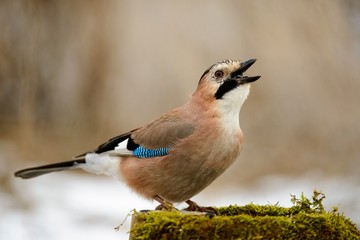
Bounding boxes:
184 199 217 214
154 195 177 211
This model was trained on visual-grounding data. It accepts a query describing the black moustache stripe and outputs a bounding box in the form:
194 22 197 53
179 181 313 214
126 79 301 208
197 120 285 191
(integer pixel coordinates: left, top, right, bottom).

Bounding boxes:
215 79 238 99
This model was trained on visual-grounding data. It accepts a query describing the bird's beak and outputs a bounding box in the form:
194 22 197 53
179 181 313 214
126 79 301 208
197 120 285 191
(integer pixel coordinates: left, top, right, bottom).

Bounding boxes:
231 59 261 84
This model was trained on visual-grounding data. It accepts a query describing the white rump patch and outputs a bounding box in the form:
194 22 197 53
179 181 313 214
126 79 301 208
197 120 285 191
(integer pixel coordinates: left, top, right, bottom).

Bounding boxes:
80 153 123 180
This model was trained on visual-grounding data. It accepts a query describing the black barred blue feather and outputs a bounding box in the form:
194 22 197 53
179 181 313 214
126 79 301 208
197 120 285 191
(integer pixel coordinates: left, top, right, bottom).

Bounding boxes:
133 146 170 158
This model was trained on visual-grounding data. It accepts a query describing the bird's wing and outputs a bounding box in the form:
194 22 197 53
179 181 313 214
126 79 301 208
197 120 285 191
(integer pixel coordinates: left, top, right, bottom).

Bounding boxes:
131 115 195 150
75 129 138 157
75 111 195 158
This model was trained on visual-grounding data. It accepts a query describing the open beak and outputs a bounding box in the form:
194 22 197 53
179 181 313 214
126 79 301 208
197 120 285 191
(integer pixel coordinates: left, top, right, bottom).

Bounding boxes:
231 59 261 84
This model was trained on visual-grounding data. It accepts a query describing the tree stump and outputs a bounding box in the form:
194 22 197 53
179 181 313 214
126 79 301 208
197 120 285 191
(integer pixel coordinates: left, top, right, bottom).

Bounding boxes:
129 192 360 239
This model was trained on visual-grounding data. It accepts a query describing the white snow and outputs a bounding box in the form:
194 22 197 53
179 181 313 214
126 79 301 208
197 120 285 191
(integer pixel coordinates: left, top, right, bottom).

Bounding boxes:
1 172 359 240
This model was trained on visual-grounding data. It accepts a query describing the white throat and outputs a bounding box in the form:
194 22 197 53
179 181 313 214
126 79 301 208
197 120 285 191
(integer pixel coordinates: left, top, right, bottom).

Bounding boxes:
217 85 250 131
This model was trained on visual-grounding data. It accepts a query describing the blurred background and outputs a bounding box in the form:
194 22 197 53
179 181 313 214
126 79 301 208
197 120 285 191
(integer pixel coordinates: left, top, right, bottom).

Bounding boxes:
1 0 359 239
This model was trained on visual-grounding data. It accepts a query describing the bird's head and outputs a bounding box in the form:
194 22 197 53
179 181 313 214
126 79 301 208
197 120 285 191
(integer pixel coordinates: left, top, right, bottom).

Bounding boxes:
195 59 260 108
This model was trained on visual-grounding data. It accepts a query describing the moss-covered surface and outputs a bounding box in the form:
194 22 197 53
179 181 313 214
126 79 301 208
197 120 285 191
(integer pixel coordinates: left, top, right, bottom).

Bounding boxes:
130 191 360 240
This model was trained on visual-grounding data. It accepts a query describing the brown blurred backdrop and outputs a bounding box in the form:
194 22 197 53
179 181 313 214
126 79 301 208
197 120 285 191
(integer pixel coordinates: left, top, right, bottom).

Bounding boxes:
1 0 360 194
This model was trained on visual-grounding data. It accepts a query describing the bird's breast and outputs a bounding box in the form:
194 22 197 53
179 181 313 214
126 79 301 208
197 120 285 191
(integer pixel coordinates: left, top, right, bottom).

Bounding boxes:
120 112 244 203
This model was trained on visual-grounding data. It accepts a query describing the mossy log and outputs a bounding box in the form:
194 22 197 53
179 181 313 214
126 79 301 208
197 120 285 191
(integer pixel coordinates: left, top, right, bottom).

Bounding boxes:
129 193 360 240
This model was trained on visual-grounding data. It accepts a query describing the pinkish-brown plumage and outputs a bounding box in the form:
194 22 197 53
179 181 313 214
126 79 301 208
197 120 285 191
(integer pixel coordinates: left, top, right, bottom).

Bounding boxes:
14 59 260 209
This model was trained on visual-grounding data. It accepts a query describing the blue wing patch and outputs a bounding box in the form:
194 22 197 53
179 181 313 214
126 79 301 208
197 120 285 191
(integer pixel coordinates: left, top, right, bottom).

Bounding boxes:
132 146 170 158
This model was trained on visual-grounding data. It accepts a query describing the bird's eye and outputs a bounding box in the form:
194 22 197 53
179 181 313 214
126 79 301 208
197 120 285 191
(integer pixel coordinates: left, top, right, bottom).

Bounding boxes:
214 70 224 78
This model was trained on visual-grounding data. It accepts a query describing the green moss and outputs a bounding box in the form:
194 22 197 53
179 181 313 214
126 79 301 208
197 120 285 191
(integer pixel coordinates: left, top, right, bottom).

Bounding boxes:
130 191 360 240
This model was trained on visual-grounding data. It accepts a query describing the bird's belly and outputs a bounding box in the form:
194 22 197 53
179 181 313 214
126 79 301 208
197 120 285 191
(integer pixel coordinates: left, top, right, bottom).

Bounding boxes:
120 142 241 202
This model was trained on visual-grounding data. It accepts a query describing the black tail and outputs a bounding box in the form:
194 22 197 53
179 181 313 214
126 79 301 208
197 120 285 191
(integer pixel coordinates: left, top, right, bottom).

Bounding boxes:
14 159 86 179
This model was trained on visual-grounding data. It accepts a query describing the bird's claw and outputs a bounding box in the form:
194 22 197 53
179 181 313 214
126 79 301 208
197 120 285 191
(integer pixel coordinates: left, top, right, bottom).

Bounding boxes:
184 200 218 215
154 195 177 211
155 203 177 211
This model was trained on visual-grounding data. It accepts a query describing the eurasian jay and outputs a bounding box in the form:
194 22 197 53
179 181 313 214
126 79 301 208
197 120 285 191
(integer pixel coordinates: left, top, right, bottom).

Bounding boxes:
15 59 260 211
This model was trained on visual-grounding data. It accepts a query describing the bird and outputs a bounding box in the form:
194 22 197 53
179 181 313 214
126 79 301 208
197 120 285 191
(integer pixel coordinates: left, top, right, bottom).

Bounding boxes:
14 59 260 211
